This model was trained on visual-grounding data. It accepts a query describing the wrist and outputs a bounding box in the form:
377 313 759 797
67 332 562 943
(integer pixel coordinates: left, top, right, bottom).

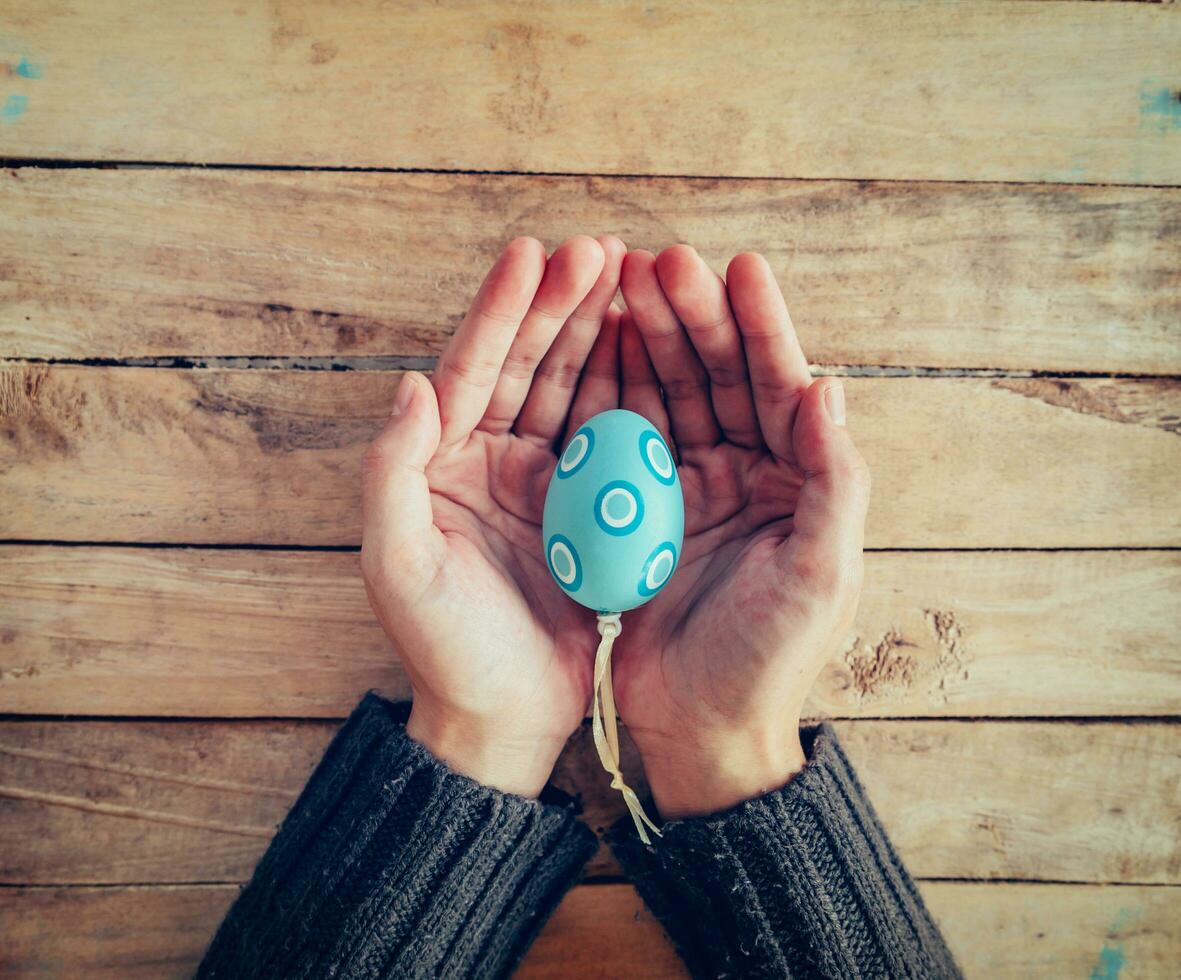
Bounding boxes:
405 701 565 799
637 723 807 821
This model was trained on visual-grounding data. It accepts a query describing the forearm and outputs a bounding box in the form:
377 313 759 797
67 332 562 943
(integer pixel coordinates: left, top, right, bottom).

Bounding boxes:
609 723 960 980
198 694 597 980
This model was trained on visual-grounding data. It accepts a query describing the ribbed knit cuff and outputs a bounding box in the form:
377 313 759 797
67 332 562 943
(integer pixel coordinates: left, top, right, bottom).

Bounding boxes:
607 723 961 980
199 694 598 980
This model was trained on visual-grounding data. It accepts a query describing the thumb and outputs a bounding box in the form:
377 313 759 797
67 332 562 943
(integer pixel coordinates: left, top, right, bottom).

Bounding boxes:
779 378 870 595
361 371 444 593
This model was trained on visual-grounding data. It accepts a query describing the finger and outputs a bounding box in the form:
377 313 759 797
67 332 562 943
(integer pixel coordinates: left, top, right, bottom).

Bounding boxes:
434 237 547 449
565 305 622 441
778 379 870 600
360 372 447 600
515 234 626 447
620 249 721 450
726 252 812 462
479 235 606 436
619 310 673 450
655 245 761 449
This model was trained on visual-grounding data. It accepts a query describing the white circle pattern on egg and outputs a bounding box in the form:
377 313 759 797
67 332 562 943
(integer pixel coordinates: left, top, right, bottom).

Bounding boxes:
601 487 637 527
594 480 644 536
546 534 582 592
646 550 674 589
639 430 676 485
556 428 594 478
638 541 678 597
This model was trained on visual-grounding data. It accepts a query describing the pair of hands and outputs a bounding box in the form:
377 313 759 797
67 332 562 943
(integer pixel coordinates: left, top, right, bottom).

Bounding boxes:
361 235 870 820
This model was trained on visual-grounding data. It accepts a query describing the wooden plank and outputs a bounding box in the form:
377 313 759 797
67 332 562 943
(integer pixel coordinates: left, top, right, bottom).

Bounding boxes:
3 546 1178 719
3 170 1178 372
835 722 1180 886
923 882 1181 980
0 885 238 980
0 720 1175 885
521 884 684 980
1 882 1178 980
0 1 1177 183
2 366 1178 548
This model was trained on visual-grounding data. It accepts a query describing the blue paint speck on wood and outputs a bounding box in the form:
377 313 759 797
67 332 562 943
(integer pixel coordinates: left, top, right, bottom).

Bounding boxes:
1140 84 1181 132
15 56 43 79
1090 943 1126 980
1 94 28 121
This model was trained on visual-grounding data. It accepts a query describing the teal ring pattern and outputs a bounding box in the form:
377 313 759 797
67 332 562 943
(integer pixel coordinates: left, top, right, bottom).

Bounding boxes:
546 534 583 592
556 427 594 479
594 479 645 536
639 430 676 486
638 541 678 596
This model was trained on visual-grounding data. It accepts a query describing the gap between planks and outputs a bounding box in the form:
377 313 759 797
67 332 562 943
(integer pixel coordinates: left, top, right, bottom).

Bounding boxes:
2 716 1179 726
3 540 1179 553
4 876 1178 890
1 160 1180 192
5 357 1181 380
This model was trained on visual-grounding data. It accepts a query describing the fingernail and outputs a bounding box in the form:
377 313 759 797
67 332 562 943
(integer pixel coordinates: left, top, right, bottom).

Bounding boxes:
824 381 846 427
392 373 417 417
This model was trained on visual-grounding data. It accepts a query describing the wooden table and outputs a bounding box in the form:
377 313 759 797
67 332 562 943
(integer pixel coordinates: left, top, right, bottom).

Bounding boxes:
2 2 1179 976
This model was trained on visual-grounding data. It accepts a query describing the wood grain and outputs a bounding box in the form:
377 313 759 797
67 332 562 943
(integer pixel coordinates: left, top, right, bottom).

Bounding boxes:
0 885 239 980
2 366 1178 548
3 546 1178 719
0 1 1177 183
1 719 1175 885
1 882 1177 979
1 3 1176 978
4 169 1178 371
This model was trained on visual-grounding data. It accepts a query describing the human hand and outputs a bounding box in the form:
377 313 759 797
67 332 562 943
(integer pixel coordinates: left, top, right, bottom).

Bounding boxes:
612 246 871 819
361 234 626 797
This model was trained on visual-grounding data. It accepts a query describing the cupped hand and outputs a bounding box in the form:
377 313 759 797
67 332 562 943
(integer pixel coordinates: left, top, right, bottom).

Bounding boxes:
360 234 626 797
612 246 871 819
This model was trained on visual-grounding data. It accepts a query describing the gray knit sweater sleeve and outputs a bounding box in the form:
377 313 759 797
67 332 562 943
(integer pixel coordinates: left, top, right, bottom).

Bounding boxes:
607 723 961 980
197 694 598 980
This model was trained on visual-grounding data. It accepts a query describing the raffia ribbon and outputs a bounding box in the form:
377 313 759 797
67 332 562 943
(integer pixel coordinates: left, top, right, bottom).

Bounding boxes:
591 613 662 844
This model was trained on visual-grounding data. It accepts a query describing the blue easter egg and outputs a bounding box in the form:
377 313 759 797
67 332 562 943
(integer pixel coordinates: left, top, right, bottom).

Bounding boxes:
542 409 684 613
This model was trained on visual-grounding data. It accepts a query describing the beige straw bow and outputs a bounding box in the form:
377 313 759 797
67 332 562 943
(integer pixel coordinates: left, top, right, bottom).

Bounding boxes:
591 613 661 844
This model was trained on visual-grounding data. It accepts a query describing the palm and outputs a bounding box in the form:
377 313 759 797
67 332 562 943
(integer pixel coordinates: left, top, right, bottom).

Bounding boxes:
421 432 594 733
362 234 625 761
605 245 864 761
615 444 808 727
